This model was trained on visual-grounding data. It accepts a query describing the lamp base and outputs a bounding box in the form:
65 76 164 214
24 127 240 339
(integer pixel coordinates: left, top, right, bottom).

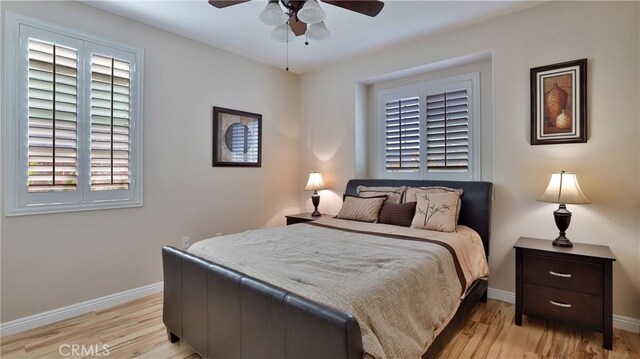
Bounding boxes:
552 235 573 247
552 204 573 247
311 191 321 217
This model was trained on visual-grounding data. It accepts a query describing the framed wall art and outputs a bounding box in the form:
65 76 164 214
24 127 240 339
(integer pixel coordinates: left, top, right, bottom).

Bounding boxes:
212 107 262 167
530 58 587 145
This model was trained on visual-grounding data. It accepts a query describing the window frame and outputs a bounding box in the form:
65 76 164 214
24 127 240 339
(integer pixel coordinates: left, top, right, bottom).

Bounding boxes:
375 73 481 181
4 11 144 216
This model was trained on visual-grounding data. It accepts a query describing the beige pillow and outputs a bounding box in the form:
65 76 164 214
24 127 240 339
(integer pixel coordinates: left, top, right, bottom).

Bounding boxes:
404 186 464 223
356 185 406 204
410 192 460 232
404 186 464 202
336 195 387 223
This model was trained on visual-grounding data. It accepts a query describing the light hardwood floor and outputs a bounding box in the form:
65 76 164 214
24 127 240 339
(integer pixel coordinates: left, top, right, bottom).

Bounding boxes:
2 293 639 358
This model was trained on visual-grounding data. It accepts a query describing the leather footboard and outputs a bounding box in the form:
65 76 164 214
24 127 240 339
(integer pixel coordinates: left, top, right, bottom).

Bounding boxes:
162 246 364 359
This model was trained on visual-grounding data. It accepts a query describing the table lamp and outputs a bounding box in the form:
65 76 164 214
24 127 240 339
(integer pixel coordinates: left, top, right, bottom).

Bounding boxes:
538 171 591 247
304 172 326 217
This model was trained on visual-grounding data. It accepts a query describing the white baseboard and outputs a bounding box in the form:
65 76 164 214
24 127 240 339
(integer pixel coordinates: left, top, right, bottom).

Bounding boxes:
0 282 163 337
487 287 515 304
487 287 640 333
612 314 640 333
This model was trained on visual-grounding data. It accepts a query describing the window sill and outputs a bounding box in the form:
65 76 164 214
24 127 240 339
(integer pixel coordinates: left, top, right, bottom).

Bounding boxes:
4 199 143 217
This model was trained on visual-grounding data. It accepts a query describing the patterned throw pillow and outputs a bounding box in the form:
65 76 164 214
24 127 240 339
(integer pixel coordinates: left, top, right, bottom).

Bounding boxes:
410 191 460 232
336 195 387 223
378 202 417 227
356 186 406 204
404 186 464 223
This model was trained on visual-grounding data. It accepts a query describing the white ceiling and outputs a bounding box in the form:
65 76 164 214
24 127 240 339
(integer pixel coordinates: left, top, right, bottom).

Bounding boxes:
81 0 540 74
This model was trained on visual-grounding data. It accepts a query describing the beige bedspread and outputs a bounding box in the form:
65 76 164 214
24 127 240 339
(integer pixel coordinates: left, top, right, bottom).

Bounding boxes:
188 217 489 359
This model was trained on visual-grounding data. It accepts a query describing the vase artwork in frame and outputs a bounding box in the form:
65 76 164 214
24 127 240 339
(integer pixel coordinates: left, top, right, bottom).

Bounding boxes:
530 59 587 145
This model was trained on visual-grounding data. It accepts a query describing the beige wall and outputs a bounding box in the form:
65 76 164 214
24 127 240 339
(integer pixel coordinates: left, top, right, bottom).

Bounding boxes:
299 1 640 318
0 1 300 322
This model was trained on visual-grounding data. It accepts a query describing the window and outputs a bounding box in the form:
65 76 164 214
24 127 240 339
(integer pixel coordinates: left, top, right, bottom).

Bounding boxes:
90 54 133 191
4 12 143 216
27 39 79 193
377 73 480 180
383 96 420 172
425 88 471 173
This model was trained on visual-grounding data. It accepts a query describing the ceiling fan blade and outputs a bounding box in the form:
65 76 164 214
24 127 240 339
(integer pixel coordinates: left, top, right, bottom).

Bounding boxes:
289 16 307 36
321 0 384 17
208 0 251 9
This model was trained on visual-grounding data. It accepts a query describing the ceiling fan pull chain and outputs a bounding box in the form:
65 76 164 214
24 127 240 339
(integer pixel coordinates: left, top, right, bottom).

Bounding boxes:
305 32 309 46
286 28 289 71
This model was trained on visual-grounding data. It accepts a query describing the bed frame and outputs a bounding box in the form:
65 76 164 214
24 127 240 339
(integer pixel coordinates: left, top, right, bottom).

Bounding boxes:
163 179 492 359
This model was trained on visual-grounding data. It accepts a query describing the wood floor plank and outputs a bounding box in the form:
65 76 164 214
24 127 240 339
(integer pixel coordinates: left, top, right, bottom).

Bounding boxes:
1 294 638 358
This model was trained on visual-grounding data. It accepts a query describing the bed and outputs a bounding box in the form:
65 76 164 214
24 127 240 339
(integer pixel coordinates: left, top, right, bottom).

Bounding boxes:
162 179 492 359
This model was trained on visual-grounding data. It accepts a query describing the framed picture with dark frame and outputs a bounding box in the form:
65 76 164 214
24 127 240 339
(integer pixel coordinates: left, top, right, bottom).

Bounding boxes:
212 106 262 167
530 58 587 145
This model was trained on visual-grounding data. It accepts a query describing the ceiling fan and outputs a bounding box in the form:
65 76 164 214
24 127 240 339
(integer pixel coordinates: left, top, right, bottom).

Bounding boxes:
208 0 384 42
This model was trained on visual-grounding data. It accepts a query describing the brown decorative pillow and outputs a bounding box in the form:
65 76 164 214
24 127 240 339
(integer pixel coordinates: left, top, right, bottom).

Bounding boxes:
356 186 406 204
336 195 387 223
410 192 460 232
378 202 417 227
404 186 464 223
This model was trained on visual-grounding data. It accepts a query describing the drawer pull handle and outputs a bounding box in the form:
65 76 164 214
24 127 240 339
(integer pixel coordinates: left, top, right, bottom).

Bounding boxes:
549 271 571 278
549 300 572 308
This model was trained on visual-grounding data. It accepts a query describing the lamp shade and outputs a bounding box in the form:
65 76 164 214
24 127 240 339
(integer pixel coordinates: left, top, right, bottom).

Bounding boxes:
539 171 591 204
304 172 326 191
260 1 288 26
297 0 326 24
271 23 296 42
306 21 330 41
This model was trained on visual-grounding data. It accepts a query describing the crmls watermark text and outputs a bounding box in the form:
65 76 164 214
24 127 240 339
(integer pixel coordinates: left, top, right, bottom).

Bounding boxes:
59 344 110 357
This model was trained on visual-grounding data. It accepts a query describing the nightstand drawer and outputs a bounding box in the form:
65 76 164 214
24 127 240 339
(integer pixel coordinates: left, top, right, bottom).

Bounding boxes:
522 254 603 295
523 283 603 328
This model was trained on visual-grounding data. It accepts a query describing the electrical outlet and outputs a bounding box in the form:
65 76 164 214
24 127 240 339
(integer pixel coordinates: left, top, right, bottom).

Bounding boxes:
181 236 190 249
216 232 223 237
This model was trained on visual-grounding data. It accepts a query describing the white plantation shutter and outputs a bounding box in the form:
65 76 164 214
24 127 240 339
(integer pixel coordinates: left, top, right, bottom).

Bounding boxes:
377 73 479 180
27 39 78 192
5 14 143 216
426 89 470 173
90 54 131 191
384 96 420 173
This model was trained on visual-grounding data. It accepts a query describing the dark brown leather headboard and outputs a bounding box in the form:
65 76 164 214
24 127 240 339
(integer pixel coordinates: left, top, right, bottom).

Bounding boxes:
345 179 493 257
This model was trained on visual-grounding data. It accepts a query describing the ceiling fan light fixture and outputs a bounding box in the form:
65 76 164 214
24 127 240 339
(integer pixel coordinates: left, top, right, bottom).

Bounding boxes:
297 0 326 24
306 21 330 41
271 23 296 42
260 1 288 26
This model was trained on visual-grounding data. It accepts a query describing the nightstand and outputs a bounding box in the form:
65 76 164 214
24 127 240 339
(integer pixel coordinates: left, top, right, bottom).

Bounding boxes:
514 237 615 349
285 213 333 225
